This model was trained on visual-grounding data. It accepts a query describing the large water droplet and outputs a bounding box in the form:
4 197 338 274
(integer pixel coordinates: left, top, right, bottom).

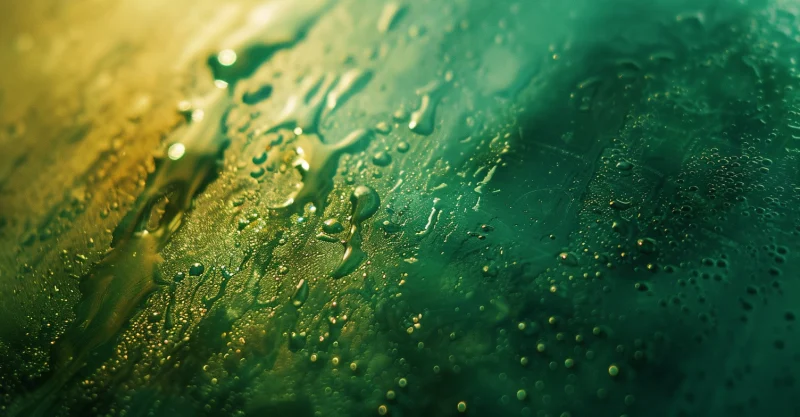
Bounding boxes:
331 185 380 278
409 81 446 135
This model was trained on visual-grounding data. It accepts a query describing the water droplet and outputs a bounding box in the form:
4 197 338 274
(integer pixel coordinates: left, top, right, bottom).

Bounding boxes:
375 121 392 134
252 151 267 164
637 238 657 254
250 166 265 178
558 252 579 266
331 185 380 278
291 279 309 307
408 81 445 135
372 151 392 166
216 49 237 66
189 262 205 276
377 2 404 33
616 160 633 171
392 109 408 121
396 141 410 153
322 218 344 234
167 143 186 160
416 198 442 236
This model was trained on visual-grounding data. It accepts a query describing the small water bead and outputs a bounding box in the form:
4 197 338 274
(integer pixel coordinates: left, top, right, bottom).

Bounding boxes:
637 238 657 254
398 378 407 388
322 218 344 234
517 390 527 401
189 263 205 276
608 364 620 377
372 151 392 166
375 121 392 134
558 252 579 266
386 390 396 400
378 405 388 415
392 109 408 121
457 402 467 413
396 141 410 153
173 271 186 283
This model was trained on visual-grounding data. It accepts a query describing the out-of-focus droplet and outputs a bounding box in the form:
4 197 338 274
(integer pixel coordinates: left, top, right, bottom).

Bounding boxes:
409 81 445 135
292 279 309 307
372 151 392 166
377 2 404 34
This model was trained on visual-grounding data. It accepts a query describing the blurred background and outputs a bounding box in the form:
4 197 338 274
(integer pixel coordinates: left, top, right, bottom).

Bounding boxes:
0 0 798 416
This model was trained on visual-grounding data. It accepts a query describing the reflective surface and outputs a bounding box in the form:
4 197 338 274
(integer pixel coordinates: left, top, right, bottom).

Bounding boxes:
1 0 799 416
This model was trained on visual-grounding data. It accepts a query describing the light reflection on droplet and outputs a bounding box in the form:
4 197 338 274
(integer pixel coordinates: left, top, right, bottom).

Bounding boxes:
177 100 192 112
217 49 237 66
191 109 205 122
167 143 186 161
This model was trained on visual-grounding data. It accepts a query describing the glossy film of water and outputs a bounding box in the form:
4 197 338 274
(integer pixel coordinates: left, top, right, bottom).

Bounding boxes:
1 0 800 416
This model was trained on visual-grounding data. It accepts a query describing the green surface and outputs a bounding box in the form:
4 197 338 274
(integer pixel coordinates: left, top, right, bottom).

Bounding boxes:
0 0 799 416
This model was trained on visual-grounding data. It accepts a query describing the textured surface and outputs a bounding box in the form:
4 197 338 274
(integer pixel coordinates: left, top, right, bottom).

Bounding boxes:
1 0 800 416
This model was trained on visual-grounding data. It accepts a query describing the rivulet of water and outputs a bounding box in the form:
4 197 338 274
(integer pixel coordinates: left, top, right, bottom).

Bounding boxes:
1 0 799 416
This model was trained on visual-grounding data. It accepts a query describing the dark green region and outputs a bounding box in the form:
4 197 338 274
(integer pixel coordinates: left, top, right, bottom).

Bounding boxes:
1 0 799 417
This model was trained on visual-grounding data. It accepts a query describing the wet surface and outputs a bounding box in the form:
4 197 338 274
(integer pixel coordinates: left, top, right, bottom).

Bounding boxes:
1 0 800 416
